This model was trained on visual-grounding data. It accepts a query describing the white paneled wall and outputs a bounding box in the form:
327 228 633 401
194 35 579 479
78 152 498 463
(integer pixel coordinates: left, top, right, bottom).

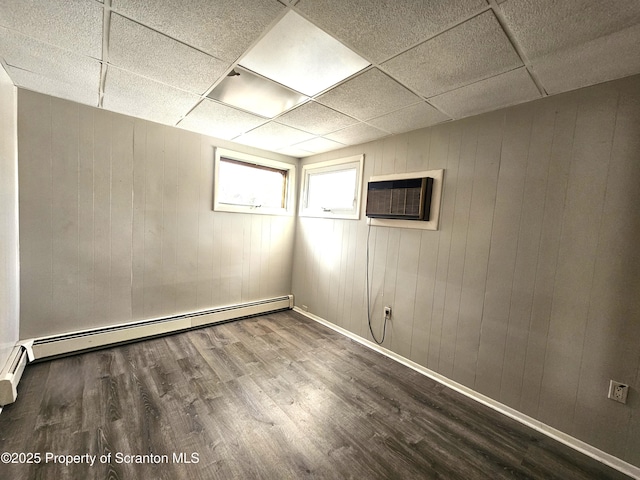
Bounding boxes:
18 90 295 339
292 75 640 467
0 65 19 368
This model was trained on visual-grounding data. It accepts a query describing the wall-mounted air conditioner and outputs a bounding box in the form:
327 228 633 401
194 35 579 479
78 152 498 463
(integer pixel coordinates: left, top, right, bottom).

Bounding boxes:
366 177 434 221
365 169 444 231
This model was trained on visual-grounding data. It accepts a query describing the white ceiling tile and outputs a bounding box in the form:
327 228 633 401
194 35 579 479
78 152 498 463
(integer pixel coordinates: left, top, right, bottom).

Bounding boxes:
277 145 315 158
111 0 284 62
291 137 345 154
316 68 422 121
367 102 450 134
7 66 98 106
239 11 369 96
103 67 201 125
499 0 640 60
382 11 522 98
0 27 101 104
324 123 388 146
109 14 229 95
2 0 638 157
429 67 540 119
296 0 488 63
0 0 102 58
532 23 640 95
234 122 315 150
276 101 357 135
178 99 267 140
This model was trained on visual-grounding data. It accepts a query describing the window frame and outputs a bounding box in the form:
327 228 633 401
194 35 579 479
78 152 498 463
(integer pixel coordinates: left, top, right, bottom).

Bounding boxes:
299 154 365 220
213 148 296 216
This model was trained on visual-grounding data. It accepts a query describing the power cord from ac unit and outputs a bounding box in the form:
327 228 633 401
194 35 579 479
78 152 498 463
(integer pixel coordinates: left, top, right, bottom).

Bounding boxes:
366 223 388 345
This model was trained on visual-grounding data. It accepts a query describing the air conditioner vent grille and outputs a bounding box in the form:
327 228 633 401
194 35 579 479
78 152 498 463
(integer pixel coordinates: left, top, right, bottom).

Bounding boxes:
366 177 433 220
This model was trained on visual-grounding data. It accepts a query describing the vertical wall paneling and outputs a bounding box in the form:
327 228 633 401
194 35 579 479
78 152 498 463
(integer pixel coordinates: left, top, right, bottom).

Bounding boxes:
309 217 321 315
394 134 409 174
131 119 147 319
261 214 272 298
110 114 134 322
18 90 296 339
452 111 503 388
409 229 437 365
368 225 388 344
518 93 578 417
292 75 640 467
50 98 80 330
498 101 556 409
294 218 311 312
572 78 640 458
409 123 449 364
537 84 618 432
250 215 262 300
326 219 342 326
142 123 166 318
215 212 230 304
341 219 353 327
196 137 215 310
438 117 478 378
228 213 244 304
380 137 395 174
18 92 53 338
405 127 430 173
420 123 450 365
348 221 368 339
77 105 95 324
211 208 224 305
0 65 19 365
161 128 179 314
174 131 201 312
394 229 420 358
382 227 400 347
93 111 114 324
474 104 532 399
427 123 461 370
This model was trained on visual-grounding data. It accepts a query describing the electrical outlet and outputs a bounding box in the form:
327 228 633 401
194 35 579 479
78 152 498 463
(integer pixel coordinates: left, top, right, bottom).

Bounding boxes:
608 380 629 404
384 306 392 320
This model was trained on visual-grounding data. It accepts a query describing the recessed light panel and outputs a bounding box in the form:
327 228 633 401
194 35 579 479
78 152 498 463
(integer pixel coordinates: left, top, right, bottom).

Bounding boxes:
239 10 370 96
207 67 308 118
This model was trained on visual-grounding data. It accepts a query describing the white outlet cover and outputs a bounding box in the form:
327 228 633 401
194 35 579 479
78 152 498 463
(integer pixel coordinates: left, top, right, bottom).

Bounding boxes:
608 380 629 404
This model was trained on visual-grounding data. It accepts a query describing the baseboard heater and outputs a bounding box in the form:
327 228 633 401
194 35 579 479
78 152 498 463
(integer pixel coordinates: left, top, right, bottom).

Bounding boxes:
0 344 31 406
31 295 294 360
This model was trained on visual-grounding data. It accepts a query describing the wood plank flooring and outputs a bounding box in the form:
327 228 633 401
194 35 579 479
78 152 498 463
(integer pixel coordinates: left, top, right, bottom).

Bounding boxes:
0 310 631 479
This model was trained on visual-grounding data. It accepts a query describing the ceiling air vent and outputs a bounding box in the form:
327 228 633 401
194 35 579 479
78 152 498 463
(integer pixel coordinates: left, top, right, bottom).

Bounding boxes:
366 177 433 221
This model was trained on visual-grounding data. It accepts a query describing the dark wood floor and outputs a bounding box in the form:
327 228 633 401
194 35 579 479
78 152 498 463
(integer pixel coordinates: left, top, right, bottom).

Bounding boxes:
0 310 631 479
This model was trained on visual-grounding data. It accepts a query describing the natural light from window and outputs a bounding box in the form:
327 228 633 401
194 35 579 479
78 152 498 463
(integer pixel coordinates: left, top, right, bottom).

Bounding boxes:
218 159 286 209
300 154 364 220
306 168 357 211
213 148 295 216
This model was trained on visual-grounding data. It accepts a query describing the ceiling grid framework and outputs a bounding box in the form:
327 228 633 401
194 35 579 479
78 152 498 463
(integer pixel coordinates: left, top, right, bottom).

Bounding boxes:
0 0 639 157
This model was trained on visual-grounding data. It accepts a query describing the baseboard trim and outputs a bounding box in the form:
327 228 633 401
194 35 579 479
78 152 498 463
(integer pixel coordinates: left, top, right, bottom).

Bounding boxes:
27 296 294 360
293 307 640 480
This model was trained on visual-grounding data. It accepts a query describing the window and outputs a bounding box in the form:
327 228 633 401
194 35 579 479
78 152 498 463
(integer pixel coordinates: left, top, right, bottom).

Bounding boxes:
299 154 364 219
214 148 296 215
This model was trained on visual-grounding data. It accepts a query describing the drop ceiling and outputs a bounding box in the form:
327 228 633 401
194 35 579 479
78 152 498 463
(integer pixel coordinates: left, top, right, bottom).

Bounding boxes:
1 0 639 158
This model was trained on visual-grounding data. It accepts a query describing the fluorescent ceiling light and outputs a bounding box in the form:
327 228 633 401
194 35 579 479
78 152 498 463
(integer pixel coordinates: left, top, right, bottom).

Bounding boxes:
239 10 370 96
207 66 308 118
